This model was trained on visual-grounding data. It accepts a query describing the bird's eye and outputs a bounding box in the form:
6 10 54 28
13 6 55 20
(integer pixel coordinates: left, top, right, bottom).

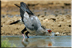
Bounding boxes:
32 24 34 26
47 30 52 33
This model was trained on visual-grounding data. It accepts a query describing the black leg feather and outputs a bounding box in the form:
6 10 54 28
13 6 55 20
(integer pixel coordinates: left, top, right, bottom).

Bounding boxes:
21 27 27 34
25 31 29 38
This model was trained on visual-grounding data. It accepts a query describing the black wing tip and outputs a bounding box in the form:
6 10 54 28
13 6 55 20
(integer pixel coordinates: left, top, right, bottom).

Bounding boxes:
20 2 34 15
20 2 26 5
20 2 24 4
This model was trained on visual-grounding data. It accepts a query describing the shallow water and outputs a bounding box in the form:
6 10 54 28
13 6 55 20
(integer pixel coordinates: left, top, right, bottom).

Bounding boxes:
1 36 71 47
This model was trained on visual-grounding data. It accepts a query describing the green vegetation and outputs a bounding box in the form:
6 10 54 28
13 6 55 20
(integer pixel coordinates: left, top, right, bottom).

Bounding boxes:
1 38 16 47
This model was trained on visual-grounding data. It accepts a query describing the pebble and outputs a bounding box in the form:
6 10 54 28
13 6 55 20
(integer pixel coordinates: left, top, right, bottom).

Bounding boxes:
55 32 59 34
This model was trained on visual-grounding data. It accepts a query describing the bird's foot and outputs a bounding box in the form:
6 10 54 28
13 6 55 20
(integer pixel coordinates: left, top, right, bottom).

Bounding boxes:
27 36 29 38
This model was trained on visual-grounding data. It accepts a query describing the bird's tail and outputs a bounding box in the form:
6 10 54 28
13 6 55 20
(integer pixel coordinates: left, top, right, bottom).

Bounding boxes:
20 2 34 16
10 19 21 25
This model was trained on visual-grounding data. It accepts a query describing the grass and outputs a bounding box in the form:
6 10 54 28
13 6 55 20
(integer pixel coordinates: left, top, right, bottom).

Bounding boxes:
1 38 16 47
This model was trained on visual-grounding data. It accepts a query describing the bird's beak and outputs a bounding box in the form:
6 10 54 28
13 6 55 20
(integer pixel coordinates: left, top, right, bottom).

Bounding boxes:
48 30 52 33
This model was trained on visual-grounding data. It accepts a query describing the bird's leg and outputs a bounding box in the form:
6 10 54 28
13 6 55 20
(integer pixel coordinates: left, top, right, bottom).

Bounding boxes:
22 34 25 42
25 31 29 38
21 27 27 42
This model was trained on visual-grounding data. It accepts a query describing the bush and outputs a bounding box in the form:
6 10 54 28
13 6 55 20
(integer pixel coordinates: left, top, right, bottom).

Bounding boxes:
1 38 16 47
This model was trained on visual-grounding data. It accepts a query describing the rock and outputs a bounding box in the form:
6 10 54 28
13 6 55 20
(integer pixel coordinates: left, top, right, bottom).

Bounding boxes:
62 32 67 36
48 15 56 19
58 25 61 27
43 19 49 23
55 32 59 34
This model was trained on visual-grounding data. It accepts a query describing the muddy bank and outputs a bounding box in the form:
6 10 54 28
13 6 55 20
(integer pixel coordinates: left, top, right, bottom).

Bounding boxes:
1 0 71 7
1 1 71 36
1 0 71 14
1 15 71 36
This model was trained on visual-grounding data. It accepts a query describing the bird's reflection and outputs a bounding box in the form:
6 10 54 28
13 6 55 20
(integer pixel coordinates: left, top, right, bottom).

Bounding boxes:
22 38 52 47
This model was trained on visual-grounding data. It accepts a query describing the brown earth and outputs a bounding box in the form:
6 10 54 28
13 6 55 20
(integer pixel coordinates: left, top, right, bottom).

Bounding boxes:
1 0 71 36
1 15 71 36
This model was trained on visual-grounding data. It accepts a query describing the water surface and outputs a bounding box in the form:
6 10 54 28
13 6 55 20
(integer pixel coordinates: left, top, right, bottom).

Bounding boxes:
1 36 71 47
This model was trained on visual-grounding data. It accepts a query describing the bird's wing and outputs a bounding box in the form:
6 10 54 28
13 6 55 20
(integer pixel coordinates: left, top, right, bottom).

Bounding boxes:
23 12 41 30
20 2 41 30
20 2 34 22
20 2 34 17
30 16 41 30
23 12 34 30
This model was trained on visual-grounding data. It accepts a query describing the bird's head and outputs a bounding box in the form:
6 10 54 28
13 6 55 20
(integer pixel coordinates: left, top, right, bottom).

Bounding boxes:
41 26 52 34
47 29 52 33
43 29 52 36
37 26 52 35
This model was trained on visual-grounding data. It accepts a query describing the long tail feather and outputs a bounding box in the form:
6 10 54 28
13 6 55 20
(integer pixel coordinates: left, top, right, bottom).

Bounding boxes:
14 4 20 8
10 20 20 25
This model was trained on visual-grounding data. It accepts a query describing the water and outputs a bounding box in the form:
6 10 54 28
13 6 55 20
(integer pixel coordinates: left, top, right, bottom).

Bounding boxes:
1 35 71 47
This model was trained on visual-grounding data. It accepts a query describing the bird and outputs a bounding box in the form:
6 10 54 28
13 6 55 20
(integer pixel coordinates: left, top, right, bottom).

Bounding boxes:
10 2 52 41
